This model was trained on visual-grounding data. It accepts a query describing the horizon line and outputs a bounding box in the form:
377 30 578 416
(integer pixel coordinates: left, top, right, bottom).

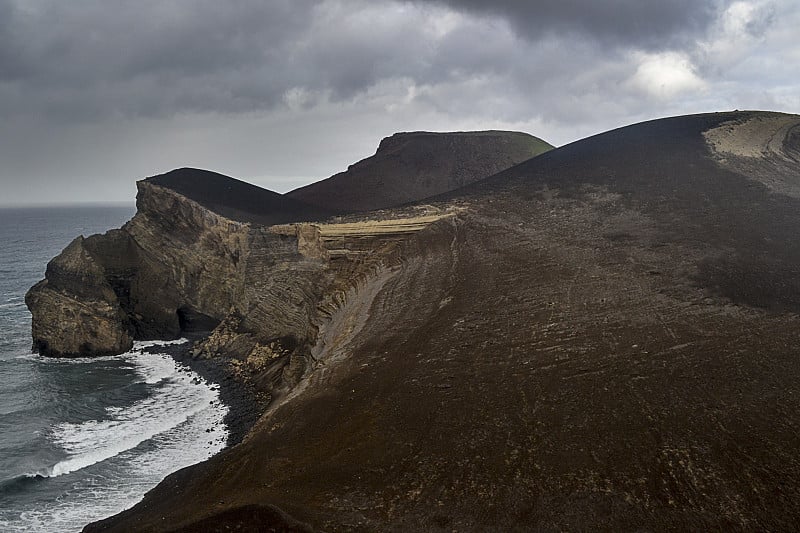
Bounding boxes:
0 200 136 209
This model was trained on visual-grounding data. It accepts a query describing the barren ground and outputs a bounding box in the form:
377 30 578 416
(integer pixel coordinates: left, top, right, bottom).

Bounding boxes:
88 112 800 532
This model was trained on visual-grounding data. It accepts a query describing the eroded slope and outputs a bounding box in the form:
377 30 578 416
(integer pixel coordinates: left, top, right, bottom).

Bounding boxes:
703 112 800 197
87 111 800 532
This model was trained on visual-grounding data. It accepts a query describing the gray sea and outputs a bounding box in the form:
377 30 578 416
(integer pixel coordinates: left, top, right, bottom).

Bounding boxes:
0 206 228 532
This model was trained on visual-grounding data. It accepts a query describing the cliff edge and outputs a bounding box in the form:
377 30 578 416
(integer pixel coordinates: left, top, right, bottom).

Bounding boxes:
26 175 328 359
26 131 547 359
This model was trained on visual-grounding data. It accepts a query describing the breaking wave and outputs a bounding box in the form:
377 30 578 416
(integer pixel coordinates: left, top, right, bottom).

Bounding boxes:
0 341 229 532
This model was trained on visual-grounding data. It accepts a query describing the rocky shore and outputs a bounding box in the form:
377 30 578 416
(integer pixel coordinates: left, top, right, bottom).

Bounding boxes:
141 334 270 448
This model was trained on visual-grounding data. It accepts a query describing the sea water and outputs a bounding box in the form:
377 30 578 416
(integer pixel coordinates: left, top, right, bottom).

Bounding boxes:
0 206 228 532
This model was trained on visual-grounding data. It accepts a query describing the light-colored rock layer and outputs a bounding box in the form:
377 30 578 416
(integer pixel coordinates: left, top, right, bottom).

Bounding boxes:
704 112 800 197
704 112 799 159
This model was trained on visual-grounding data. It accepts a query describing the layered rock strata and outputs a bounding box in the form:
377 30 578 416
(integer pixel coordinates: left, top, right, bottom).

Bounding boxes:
26 177 455 397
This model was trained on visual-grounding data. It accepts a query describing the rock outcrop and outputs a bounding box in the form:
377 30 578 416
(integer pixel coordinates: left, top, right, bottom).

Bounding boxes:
26 235 133 357
27 175 318 354
26 133 537 360
287 130 552 212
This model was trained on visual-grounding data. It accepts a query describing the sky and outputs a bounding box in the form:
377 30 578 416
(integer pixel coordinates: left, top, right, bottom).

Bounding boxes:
0 0 798 206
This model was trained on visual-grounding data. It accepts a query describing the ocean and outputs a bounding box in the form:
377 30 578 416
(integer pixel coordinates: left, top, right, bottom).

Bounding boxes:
0 206 229 532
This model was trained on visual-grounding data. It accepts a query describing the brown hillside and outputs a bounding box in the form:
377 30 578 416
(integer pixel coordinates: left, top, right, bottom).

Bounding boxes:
84 111 800 531
287 130 552 212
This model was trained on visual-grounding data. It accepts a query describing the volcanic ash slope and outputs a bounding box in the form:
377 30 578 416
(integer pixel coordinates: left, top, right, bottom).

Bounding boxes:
82 111 800 532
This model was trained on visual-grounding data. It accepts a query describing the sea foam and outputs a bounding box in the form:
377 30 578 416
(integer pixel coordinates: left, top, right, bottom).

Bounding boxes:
0 341 229 532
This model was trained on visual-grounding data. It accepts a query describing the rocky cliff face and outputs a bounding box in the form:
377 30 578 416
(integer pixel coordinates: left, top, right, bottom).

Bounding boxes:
26 235 133 357
26 132 533 361
25 173 456 404
27 181 317 351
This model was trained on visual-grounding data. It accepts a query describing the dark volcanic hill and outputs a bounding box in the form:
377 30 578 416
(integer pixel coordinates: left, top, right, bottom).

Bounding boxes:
80 110 800 531
287 130 552 212
35 111 800 531
146 167 336 225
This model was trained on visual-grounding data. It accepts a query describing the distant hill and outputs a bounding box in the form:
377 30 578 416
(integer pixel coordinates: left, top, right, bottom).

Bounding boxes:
145 167 336 225
287 130 552 212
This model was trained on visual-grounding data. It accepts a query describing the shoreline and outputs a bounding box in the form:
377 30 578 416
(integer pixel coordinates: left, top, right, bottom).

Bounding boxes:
143 335 270 448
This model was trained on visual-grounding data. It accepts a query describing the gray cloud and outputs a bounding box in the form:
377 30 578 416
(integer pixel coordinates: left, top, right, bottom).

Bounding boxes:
0 0 796 206
0 0 321 120
0 0 729 123
0 1 450 121
411 0 721 48
0 1 26 80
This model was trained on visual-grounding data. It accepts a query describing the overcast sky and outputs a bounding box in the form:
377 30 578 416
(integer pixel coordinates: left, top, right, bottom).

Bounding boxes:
0 0 797 206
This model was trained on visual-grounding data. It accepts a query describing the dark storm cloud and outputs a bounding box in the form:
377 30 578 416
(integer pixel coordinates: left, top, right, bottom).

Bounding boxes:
0 0 729 124
0 0 322 120
0 0 796 207
0 0 500 121
0 0 26 79
412 0 720 48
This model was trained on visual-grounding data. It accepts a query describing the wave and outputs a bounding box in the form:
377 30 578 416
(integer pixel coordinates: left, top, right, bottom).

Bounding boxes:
131 350 183 385
0 340 228 532
136 339 188 347
40 348 223 478
14 339 189 365
0 393 228 533
20 353 124 365
0 473 46 494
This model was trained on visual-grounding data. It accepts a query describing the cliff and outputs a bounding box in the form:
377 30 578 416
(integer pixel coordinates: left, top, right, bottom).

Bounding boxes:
26 234 134 357
83 111 800 531
287 130 553 212
26 178 456 401
26 131 546 360
26 180 304 356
